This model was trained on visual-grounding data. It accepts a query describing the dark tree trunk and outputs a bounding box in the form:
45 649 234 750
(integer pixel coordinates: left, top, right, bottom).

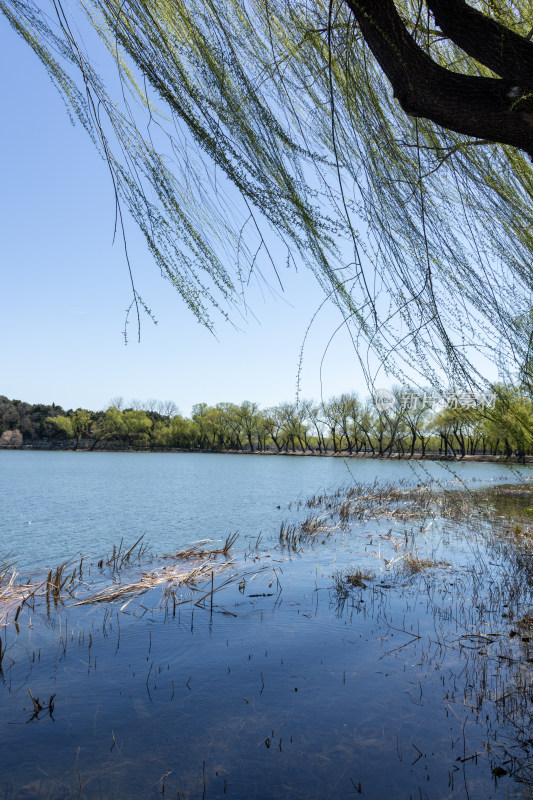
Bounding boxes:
345 0 533 157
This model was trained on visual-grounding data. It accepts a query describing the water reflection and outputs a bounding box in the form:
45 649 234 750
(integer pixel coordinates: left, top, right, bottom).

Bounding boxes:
2 482 533 797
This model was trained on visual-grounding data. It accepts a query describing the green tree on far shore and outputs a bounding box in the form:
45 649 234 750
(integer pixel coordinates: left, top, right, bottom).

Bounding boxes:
2 387 532 459
47 409 92 449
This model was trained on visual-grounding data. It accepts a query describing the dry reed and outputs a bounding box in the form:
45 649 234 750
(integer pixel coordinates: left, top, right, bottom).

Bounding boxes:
70 559 232 608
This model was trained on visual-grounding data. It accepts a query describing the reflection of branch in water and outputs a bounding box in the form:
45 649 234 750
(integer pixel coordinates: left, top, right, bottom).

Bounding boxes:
26 689 56 723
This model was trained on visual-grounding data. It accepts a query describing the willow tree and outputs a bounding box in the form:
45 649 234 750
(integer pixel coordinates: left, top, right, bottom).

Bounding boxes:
3 0 533 390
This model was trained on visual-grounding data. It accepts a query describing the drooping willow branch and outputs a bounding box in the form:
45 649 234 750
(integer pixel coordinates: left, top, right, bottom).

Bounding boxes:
3 0 533 392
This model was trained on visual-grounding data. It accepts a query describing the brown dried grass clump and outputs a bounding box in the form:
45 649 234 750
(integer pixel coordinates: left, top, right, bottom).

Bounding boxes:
305 480 472 524
343 568 374 588
100 534 150 570
0 531 243 626
0 566 35 628
401 553 450 574
279 514 339 550
167 532 239 560
70 558 232 608
0 556 84 628
332 567 374 596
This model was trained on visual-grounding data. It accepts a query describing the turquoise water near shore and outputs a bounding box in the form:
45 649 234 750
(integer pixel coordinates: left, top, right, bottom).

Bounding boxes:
1 450 531 569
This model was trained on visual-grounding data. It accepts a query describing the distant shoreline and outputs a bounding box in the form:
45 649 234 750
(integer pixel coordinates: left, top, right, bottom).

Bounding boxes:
2 444 532 464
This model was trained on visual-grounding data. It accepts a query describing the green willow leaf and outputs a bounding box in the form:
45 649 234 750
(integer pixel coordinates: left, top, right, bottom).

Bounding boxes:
3 0 533 387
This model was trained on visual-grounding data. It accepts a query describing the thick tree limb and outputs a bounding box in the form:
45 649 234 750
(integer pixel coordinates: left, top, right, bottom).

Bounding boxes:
427 0 533 84
343 0 533 157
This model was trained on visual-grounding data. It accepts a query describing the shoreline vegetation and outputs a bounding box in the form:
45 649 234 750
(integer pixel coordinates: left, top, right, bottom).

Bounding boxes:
2 386 533 462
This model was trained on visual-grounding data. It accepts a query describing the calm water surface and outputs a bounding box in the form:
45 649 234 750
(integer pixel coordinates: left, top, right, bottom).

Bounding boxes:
0 451 530 569
1 452 533 799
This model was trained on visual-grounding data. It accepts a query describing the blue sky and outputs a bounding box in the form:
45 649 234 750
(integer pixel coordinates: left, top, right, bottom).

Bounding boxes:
1 15 381 415
1 13 499 415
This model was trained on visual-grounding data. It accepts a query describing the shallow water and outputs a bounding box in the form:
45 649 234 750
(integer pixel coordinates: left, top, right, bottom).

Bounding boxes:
2 456 533 799
0 450 530 569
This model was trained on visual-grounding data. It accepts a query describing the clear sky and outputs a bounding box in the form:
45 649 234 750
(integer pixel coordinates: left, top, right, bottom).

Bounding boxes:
1 16 382 415
0 15 498 415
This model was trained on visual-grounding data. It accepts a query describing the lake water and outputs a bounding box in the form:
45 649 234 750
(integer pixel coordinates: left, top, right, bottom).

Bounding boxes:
1 452 533 799
1 451 530 570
